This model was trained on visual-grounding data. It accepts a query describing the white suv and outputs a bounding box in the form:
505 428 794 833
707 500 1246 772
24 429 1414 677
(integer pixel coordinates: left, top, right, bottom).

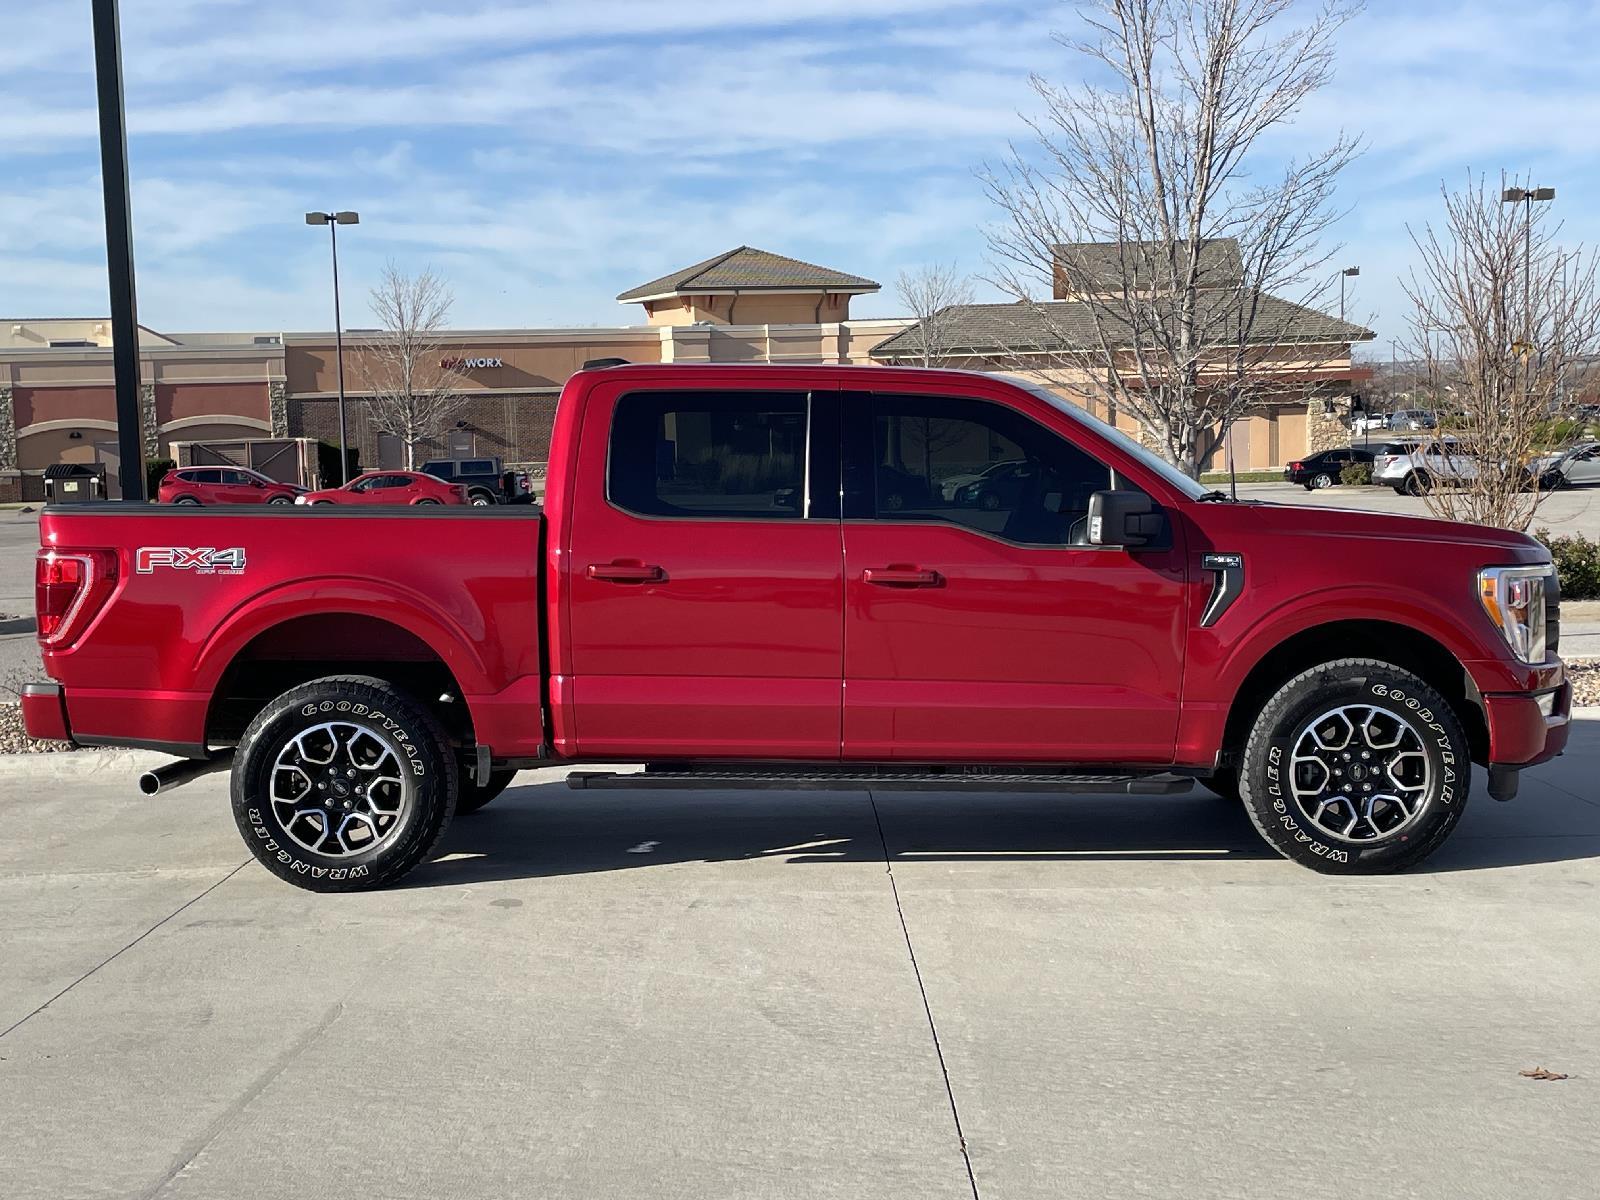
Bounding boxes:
1372 437 1475 495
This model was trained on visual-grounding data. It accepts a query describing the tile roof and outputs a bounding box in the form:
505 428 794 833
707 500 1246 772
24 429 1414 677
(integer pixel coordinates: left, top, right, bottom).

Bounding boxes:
871 293 1376 359
617 246 879 301
1055 238 1244 290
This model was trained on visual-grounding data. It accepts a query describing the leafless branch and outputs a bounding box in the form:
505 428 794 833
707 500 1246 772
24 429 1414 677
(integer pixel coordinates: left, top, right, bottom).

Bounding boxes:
357 263 468 469
981 0 1364 476
1402 173 1600 530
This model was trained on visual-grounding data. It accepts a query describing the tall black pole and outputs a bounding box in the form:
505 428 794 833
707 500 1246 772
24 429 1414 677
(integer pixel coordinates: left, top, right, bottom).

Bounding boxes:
90 0 146 502
329 221 349 484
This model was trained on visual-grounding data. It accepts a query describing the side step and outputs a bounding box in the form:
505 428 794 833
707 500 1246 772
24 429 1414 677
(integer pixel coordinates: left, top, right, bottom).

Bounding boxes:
566 767 1193 796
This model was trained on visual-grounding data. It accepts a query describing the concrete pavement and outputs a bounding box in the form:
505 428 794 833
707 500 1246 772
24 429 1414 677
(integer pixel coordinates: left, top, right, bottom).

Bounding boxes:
2 726 1598 1199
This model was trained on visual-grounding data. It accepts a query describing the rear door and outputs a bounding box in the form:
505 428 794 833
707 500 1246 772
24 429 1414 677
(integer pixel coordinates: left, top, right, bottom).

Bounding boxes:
564 384 844 759
839 386 1188 764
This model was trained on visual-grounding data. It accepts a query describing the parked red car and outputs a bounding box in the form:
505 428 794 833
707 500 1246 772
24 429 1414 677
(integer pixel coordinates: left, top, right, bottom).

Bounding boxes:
158 466 305 506
296 470 469 506
23 363 1569 891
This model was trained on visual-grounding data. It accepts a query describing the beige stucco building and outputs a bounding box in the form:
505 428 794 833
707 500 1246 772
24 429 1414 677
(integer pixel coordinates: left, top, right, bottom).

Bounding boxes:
1 242 1372 497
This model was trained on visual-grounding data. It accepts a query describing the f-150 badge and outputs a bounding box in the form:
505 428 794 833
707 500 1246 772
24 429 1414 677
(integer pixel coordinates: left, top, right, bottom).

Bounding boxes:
135 547 247 574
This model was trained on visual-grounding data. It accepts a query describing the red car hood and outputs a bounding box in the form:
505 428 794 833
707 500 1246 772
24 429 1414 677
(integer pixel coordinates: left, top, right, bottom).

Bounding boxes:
1208 499 1548 558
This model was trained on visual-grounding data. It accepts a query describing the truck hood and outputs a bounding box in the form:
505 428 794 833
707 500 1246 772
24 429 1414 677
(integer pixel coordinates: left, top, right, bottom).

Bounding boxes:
1226 499 1546 556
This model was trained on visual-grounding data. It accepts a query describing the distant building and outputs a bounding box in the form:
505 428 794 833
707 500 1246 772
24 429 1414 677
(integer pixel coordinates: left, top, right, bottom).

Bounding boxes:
0 241 1374 497
871 238 1375 473
0 249 905 499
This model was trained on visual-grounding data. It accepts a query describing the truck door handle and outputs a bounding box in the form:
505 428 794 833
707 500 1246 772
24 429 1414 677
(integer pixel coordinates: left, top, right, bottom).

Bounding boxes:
587 562 664 583
863 566 942 587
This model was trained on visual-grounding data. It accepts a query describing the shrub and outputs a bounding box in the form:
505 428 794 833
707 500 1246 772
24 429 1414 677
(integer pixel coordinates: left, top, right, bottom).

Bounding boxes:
1533 529 1600 600
1340 461 1373 486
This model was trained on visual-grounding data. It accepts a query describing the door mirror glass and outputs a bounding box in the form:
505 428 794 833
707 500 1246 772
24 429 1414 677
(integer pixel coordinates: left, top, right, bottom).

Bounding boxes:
1087 490 1164 548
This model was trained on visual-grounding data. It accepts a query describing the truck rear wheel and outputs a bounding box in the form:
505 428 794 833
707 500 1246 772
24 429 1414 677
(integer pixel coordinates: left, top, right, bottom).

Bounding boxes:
1238 659 1469 874
457 767 517 814
230 676 457 891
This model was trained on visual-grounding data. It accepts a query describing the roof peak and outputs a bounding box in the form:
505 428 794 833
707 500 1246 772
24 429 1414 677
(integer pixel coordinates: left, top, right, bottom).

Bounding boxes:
617 246 879 302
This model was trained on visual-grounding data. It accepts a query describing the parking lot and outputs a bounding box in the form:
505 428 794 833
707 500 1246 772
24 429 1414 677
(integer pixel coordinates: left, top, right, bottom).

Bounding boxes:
2 732 1598 1199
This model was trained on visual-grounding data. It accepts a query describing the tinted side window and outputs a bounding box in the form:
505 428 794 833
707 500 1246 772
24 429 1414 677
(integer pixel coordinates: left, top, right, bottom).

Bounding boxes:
461 459 495 474
869 394 1111 546
609 391 807 519
421 463 453 480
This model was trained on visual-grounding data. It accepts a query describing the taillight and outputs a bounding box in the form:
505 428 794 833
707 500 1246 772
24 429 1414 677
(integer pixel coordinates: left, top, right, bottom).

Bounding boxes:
457 486 470 502
1289 461 1302 471
37 549 117 647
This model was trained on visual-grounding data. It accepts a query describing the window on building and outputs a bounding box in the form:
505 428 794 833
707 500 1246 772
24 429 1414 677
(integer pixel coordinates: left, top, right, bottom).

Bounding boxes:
608 391 807 519
869 394 1112 546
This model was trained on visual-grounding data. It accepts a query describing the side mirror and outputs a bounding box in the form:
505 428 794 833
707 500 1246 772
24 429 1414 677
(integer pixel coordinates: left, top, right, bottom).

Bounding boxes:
1087 490 1164 548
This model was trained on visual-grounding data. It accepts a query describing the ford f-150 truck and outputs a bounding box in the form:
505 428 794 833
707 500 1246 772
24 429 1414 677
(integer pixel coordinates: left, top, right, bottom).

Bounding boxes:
22 364 1569 890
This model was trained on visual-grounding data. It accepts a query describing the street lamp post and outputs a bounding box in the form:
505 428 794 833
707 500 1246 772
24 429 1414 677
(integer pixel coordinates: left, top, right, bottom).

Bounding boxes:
1339 266 1359 323
305 211 359 483
1502 186 1554 412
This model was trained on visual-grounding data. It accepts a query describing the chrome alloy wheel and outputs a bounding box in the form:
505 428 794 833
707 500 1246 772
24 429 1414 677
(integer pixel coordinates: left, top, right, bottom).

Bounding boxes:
269 722 413 857
1289 705 1433 844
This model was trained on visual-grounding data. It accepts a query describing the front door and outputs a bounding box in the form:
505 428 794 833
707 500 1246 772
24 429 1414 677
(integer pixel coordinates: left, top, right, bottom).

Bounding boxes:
565 385 844 759
841 389 1188 764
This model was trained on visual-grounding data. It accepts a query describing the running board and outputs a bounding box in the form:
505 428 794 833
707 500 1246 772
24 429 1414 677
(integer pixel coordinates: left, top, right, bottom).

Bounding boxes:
566 767 1193 795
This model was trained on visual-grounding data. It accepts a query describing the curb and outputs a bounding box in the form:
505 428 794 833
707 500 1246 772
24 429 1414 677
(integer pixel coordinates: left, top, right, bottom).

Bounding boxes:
0 616 36 635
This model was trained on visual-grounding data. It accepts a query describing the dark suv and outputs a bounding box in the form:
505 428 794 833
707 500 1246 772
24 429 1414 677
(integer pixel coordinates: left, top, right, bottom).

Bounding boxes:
419 457 531 506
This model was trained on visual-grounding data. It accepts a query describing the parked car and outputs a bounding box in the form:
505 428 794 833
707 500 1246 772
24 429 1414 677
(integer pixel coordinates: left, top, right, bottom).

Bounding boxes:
1372 437 1476 495
295 470 469 506
1283 447 1375 490
939 459 1022 502
1387 409 1438 432
420 456 532 506
1351 412 1389 434
157 466 305 506
23 363 1567 890
954 460 1038 510
1526 440 1600 490
875 465 932 512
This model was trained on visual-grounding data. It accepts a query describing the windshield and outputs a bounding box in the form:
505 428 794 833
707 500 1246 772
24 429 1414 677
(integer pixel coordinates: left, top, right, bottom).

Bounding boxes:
1004 376 1209 500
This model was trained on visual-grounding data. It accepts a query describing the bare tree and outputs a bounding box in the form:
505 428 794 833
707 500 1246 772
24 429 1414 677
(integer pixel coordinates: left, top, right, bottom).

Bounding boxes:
983 0 1363 477
358 264 468 469
895 263 977 367
1402 175 1600 530
889 264 982 484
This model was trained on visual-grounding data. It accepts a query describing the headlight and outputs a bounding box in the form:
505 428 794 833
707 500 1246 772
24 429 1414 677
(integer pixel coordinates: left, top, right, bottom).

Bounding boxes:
1478 564 1553 664
294 495 308 505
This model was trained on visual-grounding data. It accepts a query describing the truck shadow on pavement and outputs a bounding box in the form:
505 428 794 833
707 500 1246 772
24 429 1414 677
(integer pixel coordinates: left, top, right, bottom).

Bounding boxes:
410 761 1600 888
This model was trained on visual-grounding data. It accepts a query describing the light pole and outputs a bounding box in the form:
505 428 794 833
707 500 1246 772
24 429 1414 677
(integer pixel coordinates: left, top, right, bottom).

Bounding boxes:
1502 185 1554 398
305 211 359 483
1339 266 1359 323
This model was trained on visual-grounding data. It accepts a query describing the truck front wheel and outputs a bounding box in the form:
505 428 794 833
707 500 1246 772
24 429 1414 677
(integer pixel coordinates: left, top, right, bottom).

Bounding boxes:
1238 659 1469 873
230 676 458 891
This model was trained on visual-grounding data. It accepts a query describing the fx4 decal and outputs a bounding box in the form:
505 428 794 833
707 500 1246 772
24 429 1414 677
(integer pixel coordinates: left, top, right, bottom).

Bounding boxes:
136 546 247 574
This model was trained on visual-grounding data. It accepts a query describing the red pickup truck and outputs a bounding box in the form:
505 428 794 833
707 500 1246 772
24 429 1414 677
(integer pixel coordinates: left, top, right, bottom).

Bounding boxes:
23 364 1569 890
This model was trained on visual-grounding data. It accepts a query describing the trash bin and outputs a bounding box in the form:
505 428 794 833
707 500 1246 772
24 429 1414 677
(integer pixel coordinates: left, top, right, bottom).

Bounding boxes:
43 462 108 504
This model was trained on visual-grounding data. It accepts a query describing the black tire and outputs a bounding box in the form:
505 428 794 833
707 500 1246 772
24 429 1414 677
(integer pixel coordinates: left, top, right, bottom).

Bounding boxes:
414 498 441 506
1302 482 1315 491
1403 473 1429 497
230 675 458 891
267 495 293 505
979 491 1001 512
173 496 200 505
1237 659 1469 874
312 499 335 506
1312 472 1334 489
457 768 517 815
467 490 496 507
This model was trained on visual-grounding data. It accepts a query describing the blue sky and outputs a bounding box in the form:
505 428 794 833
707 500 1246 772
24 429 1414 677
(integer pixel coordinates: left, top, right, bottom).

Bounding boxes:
3 0 1598 353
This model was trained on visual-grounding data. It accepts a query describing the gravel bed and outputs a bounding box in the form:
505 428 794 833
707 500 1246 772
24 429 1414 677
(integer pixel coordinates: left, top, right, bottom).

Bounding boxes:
1568 659 1600 707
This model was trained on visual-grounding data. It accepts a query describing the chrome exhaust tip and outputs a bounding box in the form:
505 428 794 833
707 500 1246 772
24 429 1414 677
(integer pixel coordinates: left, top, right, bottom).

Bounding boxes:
138 753 232 796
